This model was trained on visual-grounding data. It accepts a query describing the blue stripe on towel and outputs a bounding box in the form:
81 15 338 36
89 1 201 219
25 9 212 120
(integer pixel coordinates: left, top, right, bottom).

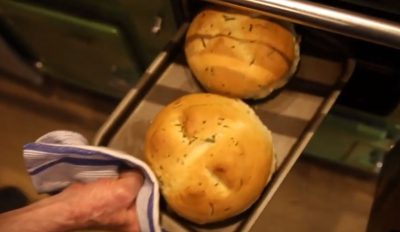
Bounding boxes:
29 157 123 175
24 143 119 158
148 190 155 232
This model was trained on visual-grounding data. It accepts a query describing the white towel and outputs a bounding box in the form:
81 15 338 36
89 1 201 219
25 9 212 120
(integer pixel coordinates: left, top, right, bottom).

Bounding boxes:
23 130 161 232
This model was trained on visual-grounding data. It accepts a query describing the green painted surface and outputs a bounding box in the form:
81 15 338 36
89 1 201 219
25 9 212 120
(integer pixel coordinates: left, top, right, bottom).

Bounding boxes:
304 105 400 174
0 0 178 97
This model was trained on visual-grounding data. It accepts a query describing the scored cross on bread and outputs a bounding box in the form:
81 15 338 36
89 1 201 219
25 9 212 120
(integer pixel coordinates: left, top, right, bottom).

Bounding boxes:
185 8 299 99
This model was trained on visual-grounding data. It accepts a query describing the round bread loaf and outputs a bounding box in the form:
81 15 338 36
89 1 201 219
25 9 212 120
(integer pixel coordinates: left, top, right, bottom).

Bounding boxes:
185 8 299 99
145 93 275 224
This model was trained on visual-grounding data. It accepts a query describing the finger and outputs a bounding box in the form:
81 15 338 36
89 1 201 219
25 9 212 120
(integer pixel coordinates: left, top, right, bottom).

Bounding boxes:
118 170 144 194
127 202 141 232
120 169 143 180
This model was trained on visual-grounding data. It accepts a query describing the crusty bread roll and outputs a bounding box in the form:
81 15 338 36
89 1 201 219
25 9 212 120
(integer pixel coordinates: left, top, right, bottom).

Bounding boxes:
185 8 299 99
145 93 275 224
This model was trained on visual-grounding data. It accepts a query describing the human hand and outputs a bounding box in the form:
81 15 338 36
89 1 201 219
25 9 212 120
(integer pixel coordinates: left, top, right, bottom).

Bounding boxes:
0 170 144 232
59 170 144 232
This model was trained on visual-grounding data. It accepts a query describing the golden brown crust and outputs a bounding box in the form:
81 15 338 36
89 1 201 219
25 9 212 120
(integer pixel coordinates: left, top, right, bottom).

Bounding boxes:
145 93 275 224
185 8 298 99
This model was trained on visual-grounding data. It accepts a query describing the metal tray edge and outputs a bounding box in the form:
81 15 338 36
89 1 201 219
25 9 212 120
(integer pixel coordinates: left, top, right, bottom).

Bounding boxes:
93 23 189 146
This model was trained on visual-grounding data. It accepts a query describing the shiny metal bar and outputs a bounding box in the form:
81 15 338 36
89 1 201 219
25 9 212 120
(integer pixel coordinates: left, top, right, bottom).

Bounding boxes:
202 0 400 49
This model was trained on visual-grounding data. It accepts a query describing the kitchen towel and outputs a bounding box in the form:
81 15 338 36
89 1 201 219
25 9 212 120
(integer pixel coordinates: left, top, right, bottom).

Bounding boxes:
23 130 161 232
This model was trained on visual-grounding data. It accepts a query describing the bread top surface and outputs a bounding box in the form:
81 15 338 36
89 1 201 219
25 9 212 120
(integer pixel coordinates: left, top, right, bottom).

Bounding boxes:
185 8 298 99
145 93 275 224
